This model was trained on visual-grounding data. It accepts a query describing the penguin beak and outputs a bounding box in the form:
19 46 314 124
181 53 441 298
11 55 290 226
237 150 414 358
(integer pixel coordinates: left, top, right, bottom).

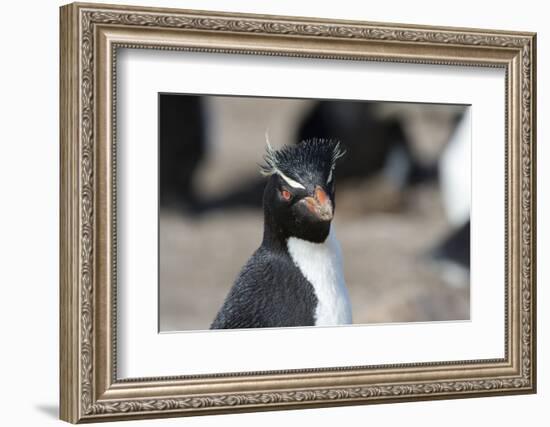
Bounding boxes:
302 186 333 222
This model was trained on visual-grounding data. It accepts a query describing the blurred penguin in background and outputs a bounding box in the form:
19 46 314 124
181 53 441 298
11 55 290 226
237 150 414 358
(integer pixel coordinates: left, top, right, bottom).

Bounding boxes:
298 101 435 188
159 94 206 212
431 111 471 286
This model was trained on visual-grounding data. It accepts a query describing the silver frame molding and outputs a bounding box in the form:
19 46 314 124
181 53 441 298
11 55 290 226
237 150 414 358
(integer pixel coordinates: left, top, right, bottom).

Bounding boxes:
60 2 537 423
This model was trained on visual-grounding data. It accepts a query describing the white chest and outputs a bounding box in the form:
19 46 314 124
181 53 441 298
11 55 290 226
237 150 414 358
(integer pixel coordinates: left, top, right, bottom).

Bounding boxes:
287 228 352 326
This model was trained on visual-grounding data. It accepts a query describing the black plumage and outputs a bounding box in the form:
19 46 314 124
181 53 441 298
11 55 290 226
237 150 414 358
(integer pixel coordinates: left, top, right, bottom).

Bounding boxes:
211 139 344 329
259 137 344 185
210 246 318 328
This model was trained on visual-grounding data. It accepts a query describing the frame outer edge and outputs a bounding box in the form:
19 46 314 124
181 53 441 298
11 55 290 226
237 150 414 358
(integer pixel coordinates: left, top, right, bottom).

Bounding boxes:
60 2 537 422
60 3 80 424
69 1 537 37
529 33 537 393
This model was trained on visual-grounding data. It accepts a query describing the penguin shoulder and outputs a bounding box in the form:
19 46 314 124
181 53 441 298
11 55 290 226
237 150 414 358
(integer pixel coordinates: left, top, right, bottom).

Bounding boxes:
210 248 281 329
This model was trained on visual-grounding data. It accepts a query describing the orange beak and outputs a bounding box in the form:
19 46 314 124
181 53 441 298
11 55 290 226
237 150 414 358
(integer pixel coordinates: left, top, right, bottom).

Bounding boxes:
303 186 333 221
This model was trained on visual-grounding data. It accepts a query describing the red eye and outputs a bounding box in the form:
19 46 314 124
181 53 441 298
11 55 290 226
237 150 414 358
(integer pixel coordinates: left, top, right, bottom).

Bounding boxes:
281 189 292 201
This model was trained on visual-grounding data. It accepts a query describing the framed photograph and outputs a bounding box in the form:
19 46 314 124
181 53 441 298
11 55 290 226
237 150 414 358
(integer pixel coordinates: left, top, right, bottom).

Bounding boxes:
59 2 537 423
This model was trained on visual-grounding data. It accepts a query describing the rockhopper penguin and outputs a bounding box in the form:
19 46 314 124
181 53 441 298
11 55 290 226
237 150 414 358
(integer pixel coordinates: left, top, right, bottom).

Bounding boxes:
211 138 352 329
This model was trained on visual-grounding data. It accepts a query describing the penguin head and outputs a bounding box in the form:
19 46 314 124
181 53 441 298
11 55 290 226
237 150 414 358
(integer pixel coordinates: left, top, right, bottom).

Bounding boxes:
260 138 345 243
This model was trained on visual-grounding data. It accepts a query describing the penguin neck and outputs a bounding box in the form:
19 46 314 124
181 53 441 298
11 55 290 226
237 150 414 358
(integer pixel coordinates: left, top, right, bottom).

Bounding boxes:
261 208 289 252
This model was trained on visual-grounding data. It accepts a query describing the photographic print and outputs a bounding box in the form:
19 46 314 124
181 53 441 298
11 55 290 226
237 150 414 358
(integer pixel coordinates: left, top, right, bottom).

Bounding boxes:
159 95 470 332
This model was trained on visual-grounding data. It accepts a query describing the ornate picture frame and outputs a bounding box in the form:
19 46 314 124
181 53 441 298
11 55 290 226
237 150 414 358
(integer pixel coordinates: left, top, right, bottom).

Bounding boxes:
59 2 536 423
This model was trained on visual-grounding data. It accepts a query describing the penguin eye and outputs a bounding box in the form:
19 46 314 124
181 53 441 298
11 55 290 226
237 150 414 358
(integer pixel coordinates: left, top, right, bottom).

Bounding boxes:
280 188 293 201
